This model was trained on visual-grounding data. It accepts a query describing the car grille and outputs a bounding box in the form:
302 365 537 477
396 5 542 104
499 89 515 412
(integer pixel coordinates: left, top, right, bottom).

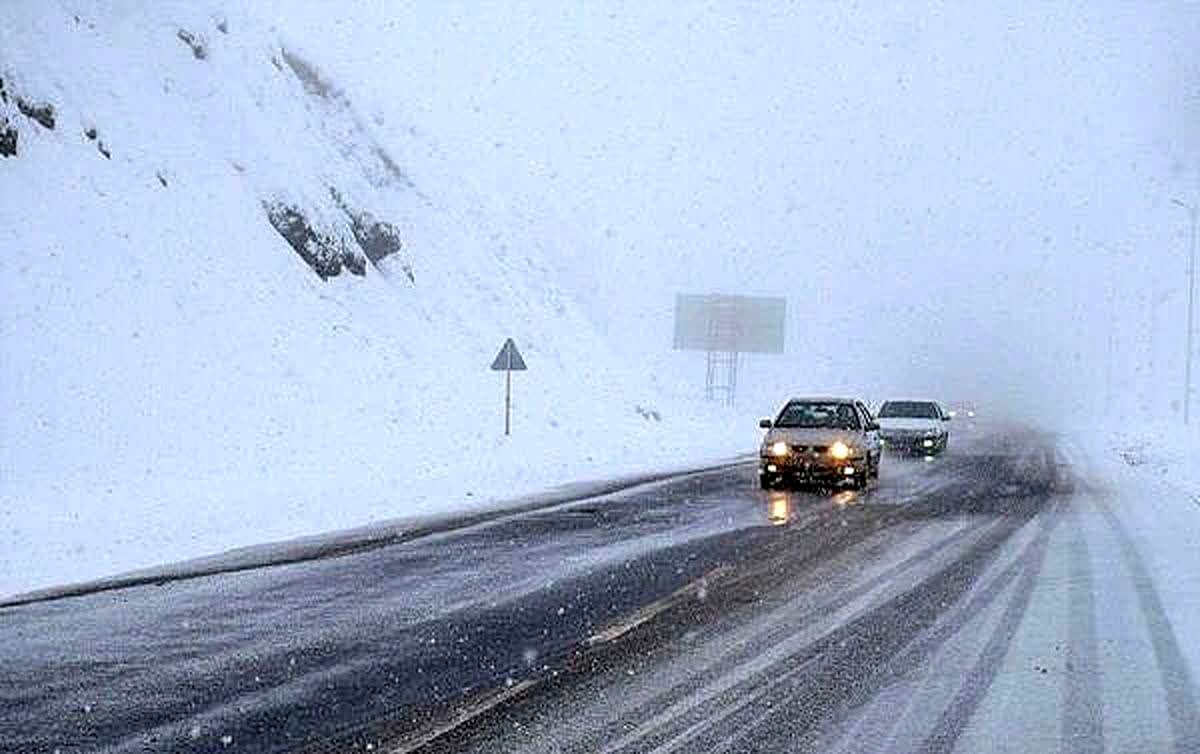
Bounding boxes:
881 430 938 446
786 444 829 454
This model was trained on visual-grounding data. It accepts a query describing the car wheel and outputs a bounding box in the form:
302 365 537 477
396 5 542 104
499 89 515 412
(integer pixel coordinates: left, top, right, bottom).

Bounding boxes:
870 455 881 478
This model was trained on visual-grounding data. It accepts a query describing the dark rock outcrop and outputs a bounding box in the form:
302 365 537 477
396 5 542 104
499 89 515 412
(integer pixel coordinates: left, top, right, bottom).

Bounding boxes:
329 187 415 282
349 213 402 265
16 98 54 130
280 48 338 101
353 214 415 282
635 405 663 422
176 29 207 60
0 118 16 157
264 202 366 280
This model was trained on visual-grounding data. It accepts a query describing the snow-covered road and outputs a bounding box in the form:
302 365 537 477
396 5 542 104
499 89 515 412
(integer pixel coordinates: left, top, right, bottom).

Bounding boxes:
1 424 1197 754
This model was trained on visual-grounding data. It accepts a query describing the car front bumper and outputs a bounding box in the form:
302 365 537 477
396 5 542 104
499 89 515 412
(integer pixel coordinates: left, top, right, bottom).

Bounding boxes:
759 455 864 483
880 434 946 454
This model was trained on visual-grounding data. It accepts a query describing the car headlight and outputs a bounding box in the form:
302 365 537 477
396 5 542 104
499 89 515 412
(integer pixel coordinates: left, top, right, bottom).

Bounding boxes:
768 441 790 457
830 441 851 460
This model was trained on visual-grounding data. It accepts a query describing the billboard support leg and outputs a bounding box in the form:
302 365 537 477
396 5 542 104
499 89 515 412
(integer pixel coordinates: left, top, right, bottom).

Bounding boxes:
727 351 738 407
703 349 738 406
705 349 717 401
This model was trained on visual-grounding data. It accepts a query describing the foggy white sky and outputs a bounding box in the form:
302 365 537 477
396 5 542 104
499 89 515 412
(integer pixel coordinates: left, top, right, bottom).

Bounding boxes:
263 1 1199 421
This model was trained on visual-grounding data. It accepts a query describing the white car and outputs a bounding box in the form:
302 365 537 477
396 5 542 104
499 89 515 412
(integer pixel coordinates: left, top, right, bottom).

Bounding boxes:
876 400 950 455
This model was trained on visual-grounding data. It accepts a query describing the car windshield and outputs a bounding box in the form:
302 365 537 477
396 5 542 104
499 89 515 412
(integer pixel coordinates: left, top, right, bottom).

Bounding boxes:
775 402 860 429
878 401 941 419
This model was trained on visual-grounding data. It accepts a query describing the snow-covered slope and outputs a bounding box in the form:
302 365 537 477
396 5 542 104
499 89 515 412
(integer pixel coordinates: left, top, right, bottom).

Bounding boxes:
0 3 746 597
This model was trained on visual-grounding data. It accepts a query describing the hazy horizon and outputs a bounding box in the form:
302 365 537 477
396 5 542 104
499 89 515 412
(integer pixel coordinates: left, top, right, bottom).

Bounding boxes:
262 1 1199 423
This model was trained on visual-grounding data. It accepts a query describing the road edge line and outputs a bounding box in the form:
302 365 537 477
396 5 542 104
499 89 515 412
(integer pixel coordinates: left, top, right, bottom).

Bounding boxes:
0 459 751 610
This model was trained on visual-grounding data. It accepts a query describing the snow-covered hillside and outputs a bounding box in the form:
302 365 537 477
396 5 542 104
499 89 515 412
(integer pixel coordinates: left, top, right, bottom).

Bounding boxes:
0 3 746 597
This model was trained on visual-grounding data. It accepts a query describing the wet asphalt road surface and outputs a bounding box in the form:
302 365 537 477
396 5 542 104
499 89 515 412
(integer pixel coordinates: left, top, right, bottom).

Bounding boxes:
3 425 1197 753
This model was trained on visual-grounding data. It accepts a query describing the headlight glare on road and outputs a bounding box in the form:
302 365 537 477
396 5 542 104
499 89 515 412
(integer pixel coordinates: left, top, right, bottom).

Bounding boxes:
769 441 790 457
830 441 851 460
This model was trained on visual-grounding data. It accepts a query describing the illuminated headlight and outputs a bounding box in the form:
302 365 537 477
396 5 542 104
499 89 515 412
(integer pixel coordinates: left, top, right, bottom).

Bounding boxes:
923 439 935 448
769 441 790 457
830 441 851 460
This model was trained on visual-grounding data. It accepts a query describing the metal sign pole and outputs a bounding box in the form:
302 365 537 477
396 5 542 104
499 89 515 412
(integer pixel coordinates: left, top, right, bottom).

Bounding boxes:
490 337 527 437
1172 198 1197 425
1185 204 1196 425
505 368 512 436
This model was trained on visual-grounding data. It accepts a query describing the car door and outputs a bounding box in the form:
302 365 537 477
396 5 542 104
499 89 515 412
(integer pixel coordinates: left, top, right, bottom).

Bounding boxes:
935 403 950 438
855 401 881 460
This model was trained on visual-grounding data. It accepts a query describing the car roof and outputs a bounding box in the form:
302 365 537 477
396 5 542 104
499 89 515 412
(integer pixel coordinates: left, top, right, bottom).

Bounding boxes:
880 398 940 405
784 396 860 405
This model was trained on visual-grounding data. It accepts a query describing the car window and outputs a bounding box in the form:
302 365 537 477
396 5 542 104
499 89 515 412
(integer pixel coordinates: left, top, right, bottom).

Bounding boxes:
878 401 941 419
775 402 861 430
856 402 874 426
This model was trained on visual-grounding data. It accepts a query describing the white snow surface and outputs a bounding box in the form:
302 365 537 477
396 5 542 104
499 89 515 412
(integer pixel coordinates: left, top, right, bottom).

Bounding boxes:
1074 423 1200 677
0 3 750 598
1100 423 1200 499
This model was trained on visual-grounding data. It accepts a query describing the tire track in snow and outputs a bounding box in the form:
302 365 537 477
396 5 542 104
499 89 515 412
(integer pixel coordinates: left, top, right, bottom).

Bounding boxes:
1062 503 1104 754
819 508 1053 754
629 498 1059 754
1094 495 1200 753
914 498 1063 754
586 519 994 754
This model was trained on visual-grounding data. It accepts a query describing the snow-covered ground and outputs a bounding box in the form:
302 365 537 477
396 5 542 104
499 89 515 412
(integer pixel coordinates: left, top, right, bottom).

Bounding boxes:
1069 423 1200 681
1100 423 1200 499
0 3 754 599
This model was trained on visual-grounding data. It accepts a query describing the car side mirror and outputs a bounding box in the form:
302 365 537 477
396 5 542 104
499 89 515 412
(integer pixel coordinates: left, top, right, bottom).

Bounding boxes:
868 421 880 431
759 418 773 429
943 415 952 422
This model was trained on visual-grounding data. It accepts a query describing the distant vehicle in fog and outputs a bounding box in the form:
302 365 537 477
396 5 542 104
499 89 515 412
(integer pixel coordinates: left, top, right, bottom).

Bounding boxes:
758 397 881 490
946 401 980 431
947 401 978 420
877 400 950 455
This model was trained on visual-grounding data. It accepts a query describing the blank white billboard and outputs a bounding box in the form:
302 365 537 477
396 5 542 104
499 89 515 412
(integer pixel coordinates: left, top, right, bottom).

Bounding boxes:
673 294 786 354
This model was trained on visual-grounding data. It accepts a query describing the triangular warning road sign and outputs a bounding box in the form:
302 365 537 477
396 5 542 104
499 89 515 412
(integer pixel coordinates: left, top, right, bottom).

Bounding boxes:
490 338 527 371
